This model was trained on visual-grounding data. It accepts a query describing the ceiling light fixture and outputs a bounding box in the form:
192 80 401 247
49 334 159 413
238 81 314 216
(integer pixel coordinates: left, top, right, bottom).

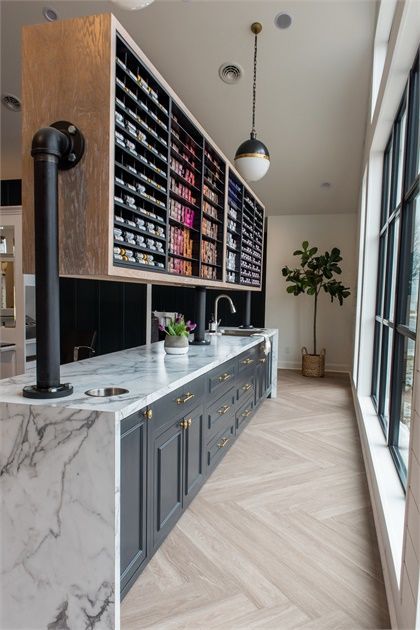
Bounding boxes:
111 0 155 10
321 182 332 189
274 13 292 29
42 6 58 22
234 22 270 182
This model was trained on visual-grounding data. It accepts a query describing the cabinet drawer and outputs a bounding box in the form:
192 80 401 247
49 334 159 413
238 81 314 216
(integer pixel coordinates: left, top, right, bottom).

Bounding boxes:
236 395 255 434
152 376 205 432
208 361 236 399
237 346 258 374
237 373 255 402
206 386 236 441
206 417 235 473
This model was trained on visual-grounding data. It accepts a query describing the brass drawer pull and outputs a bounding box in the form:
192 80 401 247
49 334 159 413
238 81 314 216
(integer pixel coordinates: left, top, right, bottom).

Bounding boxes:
218 372 231 382
241 358 254 365
179 419 189 429
259 357 266 364
217 404 231 415
143 408 153 420
217 437 230 448
176 392 195 404
187 417 192 427
242 383 252 392
241 409 252 418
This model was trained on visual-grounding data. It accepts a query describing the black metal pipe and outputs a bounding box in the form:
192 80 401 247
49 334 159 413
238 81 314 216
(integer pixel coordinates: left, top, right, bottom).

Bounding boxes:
190 286 210 345
23 122 85 399
33 153 62 388
240 290 254 329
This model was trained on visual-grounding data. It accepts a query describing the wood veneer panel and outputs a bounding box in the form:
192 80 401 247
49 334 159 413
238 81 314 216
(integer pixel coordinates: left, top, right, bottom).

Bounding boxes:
22 13 112 277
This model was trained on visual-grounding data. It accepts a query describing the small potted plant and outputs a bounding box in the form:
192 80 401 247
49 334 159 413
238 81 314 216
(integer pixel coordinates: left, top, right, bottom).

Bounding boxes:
282 241 351 377
159 315 197 355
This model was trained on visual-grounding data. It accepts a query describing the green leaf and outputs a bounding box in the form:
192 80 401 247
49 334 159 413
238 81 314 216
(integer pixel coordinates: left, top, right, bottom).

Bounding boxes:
286 286 296 293
302 240 309 250
293 250 302 256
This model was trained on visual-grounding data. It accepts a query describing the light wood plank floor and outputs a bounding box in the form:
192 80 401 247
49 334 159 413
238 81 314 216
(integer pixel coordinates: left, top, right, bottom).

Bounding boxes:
121 370 390 629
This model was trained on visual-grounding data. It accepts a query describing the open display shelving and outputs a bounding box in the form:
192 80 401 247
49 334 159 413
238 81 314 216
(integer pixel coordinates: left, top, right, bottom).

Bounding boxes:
22 14 265 290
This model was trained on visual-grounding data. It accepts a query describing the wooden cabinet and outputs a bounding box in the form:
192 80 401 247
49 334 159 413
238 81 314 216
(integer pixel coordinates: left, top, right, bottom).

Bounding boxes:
120 409 148 596
22 13 265 290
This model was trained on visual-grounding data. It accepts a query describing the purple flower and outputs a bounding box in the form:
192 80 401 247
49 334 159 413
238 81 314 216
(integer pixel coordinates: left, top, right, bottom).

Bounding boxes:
158 323 165 332
186 321 197 332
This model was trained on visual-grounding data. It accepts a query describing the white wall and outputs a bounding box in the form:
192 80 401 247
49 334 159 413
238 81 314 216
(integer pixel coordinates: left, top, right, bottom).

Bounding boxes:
265 213 357 372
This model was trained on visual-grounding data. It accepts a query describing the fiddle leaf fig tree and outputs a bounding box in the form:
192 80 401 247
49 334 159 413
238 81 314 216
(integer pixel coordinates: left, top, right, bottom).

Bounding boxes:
282 241 351 355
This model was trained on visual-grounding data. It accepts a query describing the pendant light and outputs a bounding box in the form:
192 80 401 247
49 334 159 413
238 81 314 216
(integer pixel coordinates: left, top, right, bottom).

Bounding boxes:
111 0 155 10
234 22 270 182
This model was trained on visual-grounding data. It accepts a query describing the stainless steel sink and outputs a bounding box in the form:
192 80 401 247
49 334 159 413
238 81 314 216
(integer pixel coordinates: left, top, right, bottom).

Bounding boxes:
85 387 129 397
220 328 265 337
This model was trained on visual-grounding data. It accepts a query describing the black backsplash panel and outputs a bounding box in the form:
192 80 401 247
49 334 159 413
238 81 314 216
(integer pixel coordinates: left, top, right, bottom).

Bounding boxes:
0 179 22 206
60 278 147 363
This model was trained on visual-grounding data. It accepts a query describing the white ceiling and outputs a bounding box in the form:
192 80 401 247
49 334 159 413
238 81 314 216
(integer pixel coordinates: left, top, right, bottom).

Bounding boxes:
0 0 377 215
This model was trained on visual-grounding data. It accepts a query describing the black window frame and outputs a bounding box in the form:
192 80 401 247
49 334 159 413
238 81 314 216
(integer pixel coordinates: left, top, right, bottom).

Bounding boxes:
371 51 419 489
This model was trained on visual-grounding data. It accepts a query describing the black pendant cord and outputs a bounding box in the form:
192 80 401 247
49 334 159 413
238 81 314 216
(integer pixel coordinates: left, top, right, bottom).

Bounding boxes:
23 121 85 399
251 32 258 138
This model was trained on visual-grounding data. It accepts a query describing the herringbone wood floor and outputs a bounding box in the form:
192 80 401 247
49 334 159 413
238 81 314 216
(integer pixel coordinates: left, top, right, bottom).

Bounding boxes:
121 370 390 629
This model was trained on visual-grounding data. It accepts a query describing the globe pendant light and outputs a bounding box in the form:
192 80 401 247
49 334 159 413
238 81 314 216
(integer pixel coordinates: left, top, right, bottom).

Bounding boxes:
111 0 155 10
234 22 270 182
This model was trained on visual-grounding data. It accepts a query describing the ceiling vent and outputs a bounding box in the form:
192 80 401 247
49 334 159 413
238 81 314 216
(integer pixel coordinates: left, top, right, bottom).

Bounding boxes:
274 13 292 29
1 94 21 112
219 63 243 85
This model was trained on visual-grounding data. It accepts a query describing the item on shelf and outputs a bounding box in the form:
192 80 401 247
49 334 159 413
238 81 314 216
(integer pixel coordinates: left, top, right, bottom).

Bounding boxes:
201 217 218 240
135 183 146 194
203 184 219 206
169 225 193 259
115 215 125 224
168 257 192 276
201 240 218 266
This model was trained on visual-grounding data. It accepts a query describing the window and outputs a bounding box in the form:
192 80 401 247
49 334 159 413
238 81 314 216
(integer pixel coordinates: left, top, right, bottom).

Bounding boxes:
371 52 419 488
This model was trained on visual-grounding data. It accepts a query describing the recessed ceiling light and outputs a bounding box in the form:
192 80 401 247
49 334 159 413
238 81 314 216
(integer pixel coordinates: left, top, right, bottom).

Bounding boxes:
321 182 332 189
42 6 58 22
274 13 292 29
1 93 21 112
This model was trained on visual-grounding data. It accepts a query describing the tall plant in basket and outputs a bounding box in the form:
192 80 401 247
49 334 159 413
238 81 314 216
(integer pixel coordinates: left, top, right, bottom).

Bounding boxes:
282 241 351 377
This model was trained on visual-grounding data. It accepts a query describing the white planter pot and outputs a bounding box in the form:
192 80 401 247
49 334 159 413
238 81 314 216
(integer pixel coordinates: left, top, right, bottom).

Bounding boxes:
164 335 189 355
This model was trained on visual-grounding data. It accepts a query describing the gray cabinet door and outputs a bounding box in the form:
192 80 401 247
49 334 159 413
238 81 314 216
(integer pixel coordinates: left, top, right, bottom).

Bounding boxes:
120 412 147 593
184 405 204 508
152 420 183 549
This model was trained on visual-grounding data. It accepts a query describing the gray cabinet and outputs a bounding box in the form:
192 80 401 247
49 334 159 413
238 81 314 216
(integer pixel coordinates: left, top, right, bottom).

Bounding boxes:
151 418 184 549
120 410 148 596
120 340 273 599
150 399 205 551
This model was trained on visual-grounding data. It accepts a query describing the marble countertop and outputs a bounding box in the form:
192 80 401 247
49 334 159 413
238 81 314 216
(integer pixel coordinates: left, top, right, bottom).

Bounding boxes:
0 330 277 420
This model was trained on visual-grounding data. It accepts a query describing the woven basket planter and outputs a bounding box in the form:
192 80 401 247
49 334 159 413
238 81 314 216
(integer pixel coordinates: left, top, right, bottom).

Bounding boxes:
301 347 325 377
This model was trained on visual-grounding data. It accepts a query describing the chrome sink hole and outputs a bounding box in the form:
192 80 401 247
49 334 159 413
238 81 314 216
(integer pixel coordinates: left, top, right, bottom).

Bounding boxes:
85 387 129 397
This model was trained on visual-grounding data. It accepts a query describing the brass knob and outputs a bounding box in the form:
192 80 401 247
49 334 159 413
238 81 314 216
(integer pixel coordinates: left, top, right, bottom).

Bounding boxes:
241 409 252 418
217 437 230 448
179 419 189 429
242 383 252 391
259 357 266 364
176 392 195 404
241 358 254 365
218 404 231 415
218 372 231 382
187 417 192 427
143 408 153 420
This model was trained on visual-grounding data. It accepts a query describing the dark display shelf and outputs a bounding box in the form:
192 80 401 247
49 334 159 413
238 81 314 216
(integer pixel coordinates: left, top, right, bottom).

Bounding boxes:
113 32 263 286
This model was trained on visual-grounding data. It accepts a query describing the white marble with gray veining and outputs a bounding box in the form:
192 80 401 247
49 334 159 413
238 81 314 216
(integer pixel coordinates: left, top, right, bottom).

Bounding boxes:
0 331 277 630
0 330 278 421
